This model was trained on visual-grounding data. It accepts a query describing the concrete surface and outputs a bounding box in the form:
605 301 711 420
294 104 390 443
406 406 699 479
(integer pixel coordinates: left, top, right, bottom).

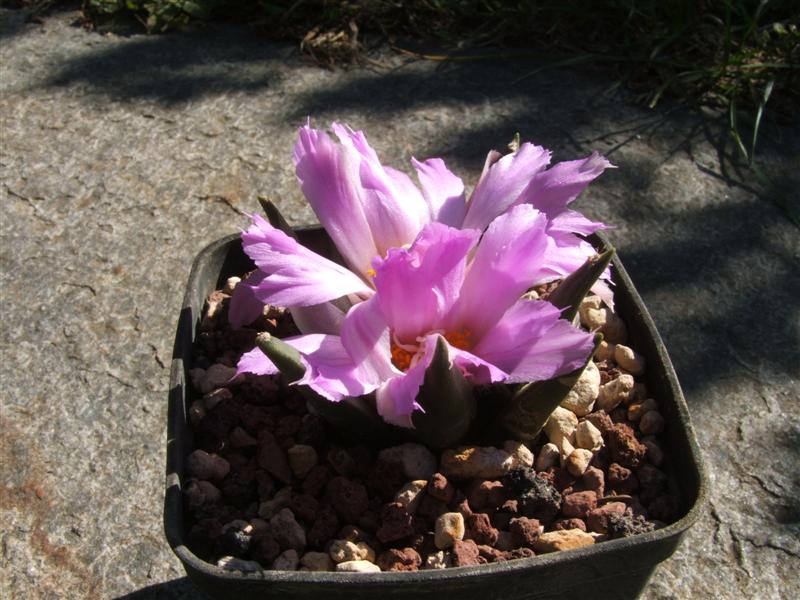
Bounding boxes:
1 8 798 600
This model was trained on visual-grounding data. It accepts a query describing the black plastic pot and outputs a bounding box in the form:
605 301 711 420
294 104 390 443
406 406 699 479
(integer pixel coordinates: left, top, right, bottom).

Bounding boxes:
165 229 708 600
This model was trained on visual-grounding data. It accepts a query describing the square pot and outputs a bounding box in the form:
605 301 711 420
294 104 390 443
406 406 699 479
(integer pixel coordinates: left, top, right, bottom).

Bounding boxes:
165 228 708 600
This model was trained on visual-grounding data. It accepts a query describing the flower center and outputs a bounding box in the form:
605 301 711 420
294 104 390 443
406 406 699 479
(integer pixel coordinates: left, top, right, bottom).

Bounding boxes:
389 328 473 372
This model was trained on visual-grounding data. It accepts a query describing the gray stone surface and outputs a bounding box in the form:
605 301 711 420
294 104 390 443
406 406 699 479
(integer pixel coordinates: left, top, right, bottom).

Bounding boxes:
1 8 798 600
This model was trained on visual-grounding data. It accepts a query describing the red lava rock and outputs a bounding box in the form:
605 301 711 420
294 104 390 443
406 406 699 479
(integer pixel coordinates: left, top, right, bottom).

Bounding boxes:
301 465 330 498
427 473 455 503
477 544 506 563
327 477 369 523
582 466 605 497
306 506 339 550
552 518 587 532
551 467 577 493
608 423 647 468
377 547 422 571
585 411 614 436
466 480 506 511
509 517 541 548
502 547 535 560
561 491 598 519
464 513 499 546
257 441 292 485
368 460 407 501
451 539 481 567
289 493 319 524
607 463 639 494
586 502 627 533
376 502 415 544
416 494 449 524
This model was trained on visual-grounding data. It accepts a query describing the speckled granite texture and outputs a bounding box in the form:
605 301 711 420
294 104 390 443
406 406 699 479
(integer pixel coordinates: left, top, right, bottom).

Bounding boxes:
1 8 798 600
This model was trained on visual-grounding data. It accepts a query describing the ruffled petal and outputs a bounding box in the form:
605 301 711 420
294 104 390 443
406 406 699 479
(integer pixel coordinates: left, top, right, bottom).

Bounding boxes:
473 300 596 383
242 214 372 307
462 143 551 231
412 157 467 227
236 334 382 401
445 204 550 339
372 224 479 344
516 151 614 218
373 334 439 428
293 124 379 276
333 123 430 258
449 346 509 385
228 270 266 330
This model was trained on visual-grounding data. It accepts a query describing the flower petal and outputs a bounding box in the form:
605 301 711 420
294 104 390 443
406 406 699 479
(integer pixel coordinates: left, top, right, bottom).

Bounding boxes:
237 334 382 401
290 301 346 336
516 151 613 218
243 214 372 307
372 223 479 343
473 299 596 383
462 143 551 231
412 157 467 227
449 345 509 385
340 295 397 383
333 123 430 258
446 204 550 339
374 334 439 428
228 270 266 329
549 209 607 236
293 124 379 276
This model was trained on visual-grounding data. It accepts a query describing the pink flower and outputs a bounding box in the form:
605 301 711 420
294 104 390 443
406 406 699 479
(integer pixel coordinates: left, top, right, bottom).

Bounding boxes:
238 206 596 427
229 122 614 330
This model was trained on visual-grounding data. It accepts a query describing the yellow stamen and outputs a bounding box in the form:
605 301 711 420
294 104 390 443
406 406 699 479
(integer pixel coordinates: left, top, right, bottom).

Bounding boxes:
366 268 376 278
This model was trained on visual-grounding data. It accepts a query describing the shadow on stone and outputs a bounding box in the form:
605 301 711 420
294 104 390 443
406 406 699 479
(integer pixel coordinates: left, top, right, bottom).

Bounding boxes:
41 25 286 105
114 577 208 600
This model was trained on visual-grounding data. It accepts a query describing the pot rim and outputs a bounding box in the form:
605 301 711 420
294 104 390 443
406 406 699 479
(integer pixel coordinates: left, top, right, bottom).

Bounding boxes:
164 229 709 584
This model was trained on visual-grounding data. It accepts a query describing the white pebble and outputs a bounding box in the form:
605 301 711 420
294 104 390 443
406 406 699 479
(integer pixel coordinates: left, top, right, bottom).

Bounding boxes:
543 406 578 447
223 276 241 295
336 560 381 573
575 421 604 452
596 374 634 412
503 440 534 469
560 361 600 417
393 480 427 514
534 443 560 471
329 540 376 564
434 512 465 549
423 551 452 569
614 344 645 375
566 448 594 476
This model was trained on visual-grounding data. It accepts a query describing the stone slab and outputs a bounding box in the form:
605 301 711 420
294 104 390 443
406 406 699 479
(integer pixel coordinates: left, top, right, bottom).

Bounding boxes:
1 9 798 600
